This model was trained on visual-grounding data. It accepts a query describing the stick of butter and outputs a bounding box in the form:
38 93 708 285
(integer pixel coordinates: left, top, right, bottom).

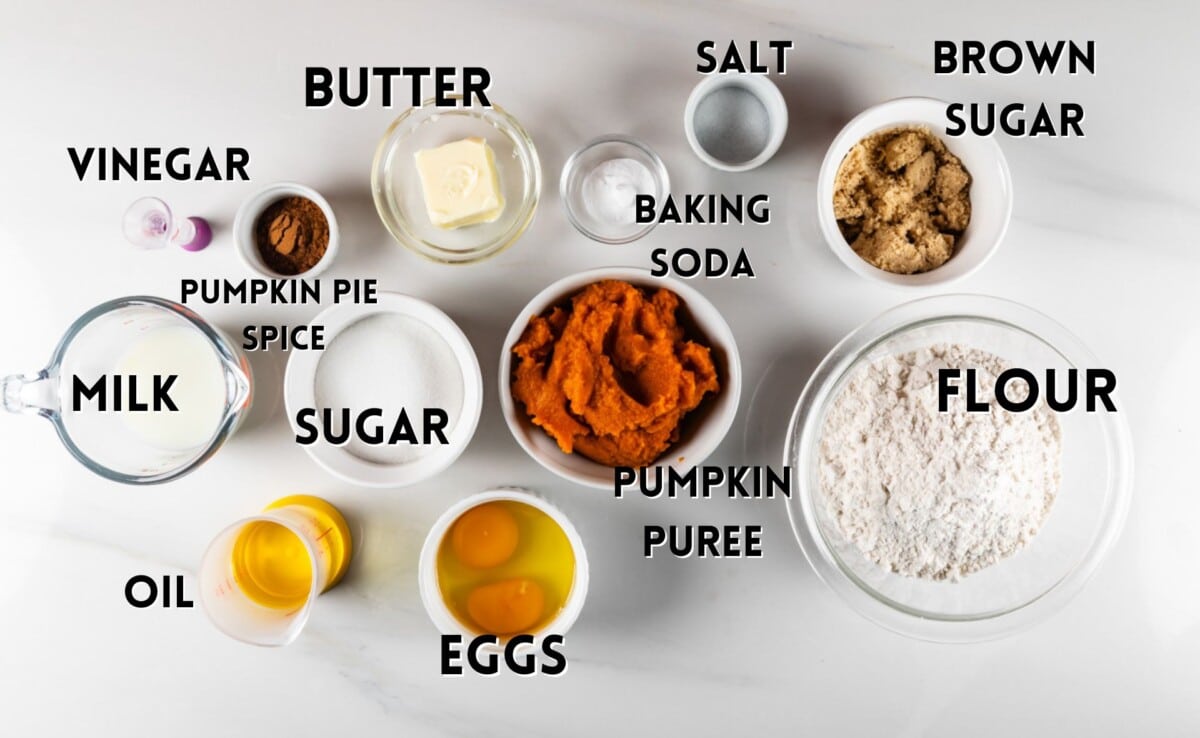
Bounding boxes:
414 137 506 229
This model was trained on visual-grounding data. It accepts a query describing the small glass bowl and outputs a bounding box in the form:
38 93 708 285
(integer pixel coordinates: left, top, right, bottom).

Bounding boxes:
785 295 1133 642
560 135 669 244
371 97 541 265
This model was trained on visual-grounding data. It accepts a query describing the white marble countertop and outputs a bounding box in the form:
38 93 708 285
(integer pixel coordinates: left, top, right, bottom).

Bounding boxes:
2 0 1197 735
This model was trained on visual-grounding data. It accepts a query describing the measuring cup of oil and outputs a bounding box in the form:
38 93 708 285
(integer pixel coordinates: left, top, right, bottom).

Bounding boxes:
198 496 353 647
1 296 252 484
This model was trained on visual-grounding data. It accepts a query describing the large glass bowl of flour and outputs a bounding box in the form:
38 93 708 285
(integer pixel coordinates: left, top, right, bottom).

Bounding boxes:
784 294 1132 642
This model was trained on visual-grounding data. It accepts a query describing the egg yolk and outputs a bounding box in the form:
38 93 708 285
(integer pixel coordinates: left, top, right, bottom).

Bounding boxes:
451 502 519 568
466 578 546 635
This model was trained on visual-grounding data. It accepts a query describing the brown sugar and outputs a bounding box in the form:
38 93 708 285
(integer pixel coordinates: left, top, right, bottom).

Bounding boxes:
254 196 330 275
510 280 720 467
832 126 971 274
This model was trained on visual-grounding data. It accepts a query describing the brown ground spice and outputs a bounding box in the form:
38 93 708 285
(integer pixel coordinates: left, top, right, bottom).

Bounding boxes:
254 196 329 275
833 126 971 274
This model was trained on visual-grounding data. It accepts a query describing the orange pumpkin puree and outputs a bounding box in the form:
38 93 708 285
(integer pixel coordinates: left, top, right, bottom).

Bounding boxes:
510 280 720 467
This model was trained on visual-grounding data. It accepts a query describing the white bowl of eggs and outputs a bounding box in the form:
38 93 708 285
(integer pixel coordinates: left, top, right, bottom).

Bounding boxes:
418 488 589 643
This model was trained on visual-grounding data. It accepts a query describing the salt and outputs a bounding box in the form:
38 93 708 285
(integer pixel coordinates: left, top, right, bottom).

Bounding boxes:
314 313 464 465
692 86 770 165
581 157 655 225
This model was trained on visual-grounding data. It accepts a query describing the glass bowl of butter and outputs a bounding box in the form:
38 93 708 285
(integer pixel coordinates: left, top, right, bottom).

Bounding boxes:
372 96 541 264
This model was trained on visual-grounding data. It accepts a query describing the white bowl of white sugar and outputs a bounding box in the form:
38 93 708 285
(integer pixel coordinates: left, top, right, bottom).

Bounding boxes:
284 292 483 488
784 294 1132 642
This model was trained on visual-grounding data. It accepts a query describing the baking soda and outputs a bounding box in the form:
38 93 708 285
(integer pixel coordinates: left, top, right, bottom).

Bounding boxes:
582 157 655 225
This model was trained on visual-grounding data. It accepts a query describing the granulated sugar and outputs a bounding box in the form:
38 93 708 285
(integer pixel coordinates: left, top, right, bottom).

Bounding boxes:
818 343 1062 581
315 313 464 465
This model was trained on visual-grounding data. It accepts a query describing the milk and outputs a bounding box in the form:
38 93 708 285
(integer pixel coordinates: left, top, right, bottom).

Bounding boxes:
115 325 229 450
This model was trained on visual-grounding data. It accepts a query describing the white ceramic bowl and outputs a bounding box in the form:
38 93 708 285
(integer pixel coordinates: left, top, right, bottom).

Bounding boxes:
284 292 483 487
499 267 742 490
418 487 589 642
684 74 788 172
816 97 1013 287
233 182 340 278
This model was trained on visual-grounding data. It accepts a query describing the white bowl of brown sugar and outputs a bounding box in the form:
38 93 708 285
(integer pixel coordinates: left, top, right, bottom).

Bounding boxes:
816 97 1012 288
234 182 340 279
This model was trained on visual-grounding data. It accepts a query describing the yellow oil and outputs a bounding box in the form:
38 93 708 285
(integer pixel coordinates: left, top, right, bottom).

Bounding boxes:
232 521 312 610
437 500 575 636
231 496 352 611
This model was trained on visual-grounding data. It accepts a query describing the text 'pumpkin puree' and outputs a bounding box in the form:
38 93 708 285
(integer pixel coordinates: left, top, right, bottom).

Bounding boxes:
511 280 720 467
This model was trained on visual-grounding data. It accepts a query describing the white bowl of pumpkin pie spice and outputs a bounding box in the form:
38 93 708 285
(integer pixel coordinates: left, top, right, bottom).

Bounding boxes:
234 182 340 279
816 97 1012 288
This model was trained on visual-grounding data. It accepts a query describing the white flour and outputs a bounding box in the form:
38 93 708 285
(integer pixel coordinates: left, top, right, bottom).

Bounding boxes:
818 344 1062 581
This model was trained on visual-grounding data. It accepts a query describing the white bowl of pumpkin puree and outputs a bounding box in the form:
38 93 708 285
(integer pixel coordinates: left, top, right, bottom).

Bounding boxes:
500 267 741 489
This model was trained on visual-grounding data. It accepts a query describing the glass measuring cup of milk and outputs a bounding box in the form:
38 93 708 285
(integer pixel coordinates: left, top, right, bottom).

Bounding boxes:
2 296 252 484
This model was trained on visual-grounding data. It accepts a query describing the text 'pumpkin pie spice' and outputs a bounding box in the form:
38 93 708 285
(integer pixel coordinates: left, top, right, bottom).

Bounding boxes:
254 195 330 275
510 279 720 467
833 126 971 274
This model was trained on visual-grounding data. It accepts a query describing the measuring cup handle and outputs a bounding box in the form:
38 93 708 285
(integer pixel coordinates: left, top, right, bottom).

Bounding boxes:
2 372 57 416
